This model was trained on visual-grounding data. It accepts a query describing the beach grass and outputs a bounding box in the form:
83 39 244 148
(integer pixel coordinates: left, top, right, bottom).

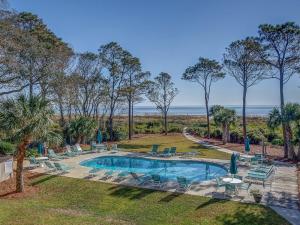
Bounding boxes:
0 174 289 225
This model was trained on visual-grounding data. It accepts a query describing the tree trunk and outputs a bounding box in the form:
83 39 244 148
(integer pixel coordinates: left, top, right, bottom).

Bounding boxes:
205 93 210 138
109 115 113 141
222 124 227 144
131 102 134 138
16 138 30 193
286 125 296 160
297 143 300 162
242 86 247 141
279 71 289 158
58 100 65 127
164 112 168 135
128 99 132 140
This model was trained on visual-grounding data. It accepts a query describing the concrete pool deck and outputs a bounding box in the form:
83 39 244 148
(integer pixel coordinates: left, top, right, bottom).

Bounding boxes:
32 151 298 207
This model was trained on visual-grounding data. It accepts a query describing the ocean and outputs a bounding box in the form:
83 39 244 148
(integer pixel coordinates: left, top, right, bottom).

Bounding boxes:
125 106 276 117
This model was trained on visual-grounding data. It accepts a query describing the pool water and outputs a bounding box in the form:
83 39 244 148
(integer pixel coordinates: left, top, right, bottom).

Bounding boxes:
80 156 227 183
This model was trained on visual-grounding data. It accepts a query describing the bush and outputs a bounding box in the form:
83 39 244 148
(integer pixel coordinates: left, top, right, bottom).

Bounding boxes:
211 129 222 139
0 141 15 155
25 148 39 157
271 138 284 146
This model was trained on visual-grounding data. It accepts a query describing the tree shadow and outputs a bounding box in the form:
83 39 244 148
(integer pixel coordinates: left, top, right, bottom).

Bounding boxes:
119 144 152 150
158 192 183 203
196 198 228 209
109 185 158 200
31 174 57 186
0 190 16 198
216 205 287 225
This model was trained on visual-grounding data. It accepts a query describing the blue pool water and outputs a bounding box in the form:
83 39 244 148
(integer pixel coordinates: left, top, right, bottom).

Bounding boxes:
80 156 227 182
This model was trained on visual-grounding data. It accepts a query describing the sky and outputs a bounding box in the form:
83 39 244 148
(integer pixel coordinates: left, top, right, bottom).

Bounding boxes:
9 0 300 106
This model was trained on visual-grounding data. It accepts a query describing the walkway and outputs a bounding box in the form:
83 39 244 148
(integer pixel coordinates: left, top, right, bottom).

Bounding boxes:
183 127 241 155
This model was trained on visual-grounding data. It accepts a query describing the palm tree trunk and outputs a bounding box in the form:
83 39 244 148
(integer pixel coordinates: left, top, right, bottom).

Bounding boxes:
16 138 30 193
222 124 227 144
297 143 300 162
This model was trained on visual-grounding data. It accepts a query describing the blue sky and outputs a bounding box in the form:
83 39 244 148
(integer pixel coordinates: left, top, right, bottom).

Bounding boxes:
10 0 300 106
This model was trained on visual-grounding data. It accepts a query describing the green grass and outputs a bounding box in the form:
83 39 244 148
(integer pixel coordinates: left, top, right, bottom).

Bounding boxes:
119 133 230 160
0 175 289 225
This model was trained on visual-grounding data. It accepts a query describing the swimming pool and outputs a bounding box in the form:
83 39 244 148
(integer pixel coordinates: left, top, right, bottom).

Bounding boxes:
80 156 227 182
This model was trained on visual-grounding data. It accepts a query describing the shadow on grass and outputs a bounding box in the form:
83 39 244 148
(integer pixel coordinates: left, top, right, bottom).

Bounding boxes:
31 174 57 186
196 198 229 209
0 190 16 198
216 205 286 225
158 192 183 203
108 185 158 200
119 144 152 150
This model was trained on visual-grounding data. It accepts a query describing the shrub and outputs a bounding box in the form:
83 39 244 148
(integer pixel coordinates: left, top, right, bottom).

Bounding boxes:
25 148 39 157
211 129 222 139
271 138 284 146
0 141 15 155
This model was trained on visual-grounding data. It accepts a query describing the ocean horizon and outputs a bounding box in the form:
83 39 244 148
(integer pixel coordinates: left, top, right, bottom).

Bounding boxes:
122 105 277 117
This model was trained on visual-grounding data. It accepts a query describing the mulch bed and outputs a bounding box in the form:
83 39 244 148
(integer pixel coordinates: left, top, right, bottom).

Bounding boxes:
0 171 41 199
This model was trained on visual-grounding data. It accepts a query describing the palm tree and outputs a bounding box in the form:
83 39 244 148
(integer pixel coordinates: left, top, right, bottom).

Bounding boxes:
69 117 97 144
267 103 300 160
210 105 237 144
0 95 60 192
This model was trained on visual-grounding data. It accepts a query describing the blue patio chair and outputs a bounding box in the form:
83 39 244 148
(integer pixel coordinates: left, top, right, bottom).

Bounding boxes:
130 172 152 185
177 176 191 191
160 148 171 157
53 162 72 173
151 174 163 187
149 144 159 155
170 147 177 156
48 149 68 160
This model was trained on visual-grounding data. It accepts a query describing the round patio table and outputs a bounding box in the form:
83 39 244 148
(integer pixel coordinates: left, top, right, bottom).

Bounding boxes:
222 177 242 184
241 155 254 159
222 178 242 196
36 156 49 161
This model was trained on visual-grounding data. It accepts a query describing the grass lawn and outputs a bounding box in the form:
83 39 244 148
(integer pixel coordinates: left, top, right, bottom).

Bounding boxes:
119 133 230 160
0 174 289 225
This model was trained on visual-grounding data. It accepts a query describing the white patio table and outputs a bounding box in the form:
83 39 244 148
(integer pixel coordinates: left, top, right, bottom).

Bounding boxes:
222 177 242 195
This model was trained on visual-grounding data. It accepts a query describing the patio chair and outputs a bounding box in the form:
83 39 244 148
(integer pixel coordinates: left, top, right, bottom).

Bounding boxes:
64 145 77 157
170 147 177 156
177 176 191 191
48 149 68 160
239 182 251 192
101 170 114 179
44 161 57 172
72 144 86 154
151 174 163 187
225 183 237 196
53 162 72 173
130 172 152 185
88 168 101 177
215 177 226 190
111 144 121 153
117 171 129 178
97 144 108 152
149 144 159 156
28 157 40 168
160 148 171 157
